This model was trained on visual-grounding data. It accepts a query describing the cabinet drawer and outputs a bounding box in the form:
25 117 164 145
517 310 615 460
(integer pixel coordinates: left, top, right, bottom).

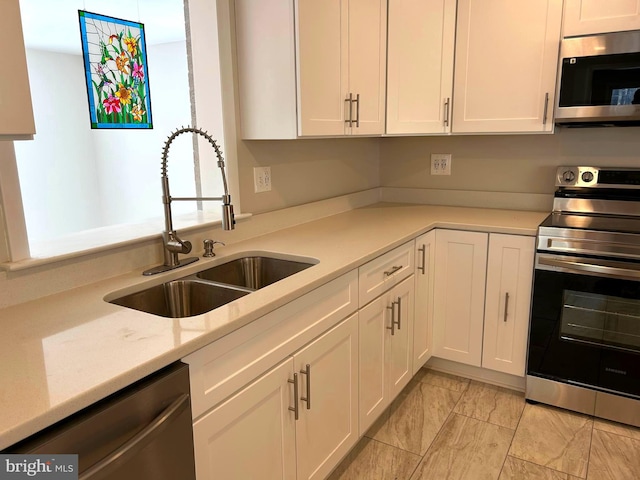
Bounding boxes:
359 241 414 306
183 270 358 419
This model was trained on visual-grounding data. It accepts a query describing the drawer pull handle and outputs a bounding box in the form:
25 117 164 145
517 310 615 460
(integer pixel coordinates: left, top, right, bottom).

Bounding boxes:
288 373 299 420
300 364 311 410
444 97 450 127
345 93 354 125
355 93 360 128
386 302 396 336
417 245 426 274
503 292 510 323
384 265 403 277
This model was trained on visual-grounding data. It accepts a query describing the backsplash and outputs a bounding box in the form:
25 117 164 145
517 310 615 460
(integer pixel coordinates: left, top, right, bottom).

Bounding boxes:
380 127 640 197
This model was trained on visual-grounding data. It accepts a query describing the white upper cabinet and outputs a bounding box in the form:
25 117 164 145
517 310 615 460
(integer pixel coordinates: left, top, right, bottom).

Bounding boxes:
0 0 35 140
345 0 387 135
452 0 563 133
235 0 386 139
386 0 456 134
296 0 349 136
563 0 640 36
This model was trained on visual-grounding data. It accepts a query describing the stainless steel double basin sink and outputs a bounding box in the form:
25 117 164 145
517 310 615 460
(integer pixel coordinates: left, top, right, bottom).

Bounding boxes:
108 255 316 318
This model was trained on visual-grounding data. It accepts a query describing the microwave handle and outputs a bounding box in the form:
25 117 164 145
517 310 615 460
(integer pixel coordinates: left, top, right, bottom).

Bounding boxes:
542 92 549 126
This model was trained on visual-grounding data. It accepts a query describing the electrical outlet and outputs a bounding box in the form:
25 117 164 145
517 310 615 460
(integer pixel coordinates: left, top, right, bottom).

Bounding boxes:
430 154 452 175
253 166 272 192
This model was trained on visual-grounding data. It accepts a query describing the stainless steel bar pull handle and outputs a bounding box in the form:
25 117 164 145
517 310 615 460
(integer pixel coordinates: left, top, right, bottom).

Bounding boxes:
538 255 640 281
503 292 510 323
444 97 450 127
417 245 426 274
384 265 403 277
300 364 311 410
386 302 396 336
396 297 402 330
345 93 354 125
288 373 299 420
79 394 190 480
542 92 549 126
355 93 360 127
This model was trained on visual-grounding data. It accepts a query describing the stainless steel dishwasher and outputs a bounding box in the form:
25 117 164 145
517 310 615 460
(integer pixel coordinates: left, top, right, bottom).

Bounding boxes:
6 362 196 480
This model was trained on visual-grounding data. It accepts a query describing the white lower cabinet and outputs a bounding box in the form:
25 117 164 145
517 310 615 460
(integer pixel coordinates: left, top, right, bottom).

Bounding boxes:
188 227 535 479
482 234 535 377
294 313 359 480
433 229 488 366
359 276 414 435
413 231 436 374
432 229 535 378
193 357 297 480
192 313 359 480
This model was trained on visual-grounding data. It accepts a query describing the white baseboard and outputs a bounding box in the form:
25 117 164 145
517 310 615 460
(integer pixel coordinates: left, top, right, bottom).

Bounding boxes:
425 357 526 392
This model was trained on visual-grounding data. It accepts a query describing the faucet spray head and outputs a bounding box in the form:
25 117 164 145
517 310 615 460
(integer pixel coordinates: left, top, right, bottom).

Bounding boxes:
221 195 235 230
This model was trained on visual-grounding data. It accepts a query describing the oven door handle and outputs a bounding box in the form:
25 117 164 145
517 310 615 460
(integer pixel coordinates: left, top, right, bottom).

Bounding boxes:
537 254 640 281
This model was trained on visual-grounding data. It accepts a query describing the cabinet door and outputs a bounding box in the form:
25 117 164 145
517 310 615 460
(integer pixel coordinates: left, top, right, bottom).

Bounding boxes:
0 0 35 139
413 231 436 373
387 277 414 400
452 0 562 133
563 0 640 36
482 234 535 377
294 314 358 480
297 0 349 136
386 0 456 134
359 294 387 434
193 358 296 480
348 0 387 135
358 277 414 434
433 230 488 367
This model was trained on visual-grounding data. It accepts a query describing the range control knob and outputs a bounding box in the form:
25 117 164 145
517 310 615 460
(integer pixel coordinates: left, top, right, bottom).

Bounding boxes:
581 171 594 183
561 170 576 183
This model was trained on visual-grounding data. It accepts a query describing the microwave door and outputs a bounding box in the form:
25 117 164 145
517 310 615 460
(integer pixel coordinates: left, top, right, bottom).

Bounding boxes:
555 31 640 124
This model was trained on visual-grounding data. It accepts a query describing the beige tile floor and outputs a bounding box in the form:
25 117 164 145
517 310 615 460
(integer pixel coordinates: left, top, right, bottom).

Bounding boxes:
329 368 640 480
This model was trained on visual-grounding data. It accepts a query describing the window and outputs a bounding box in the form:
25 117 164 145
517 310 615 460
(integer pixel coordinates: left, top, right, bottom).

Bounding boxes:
7 0 230 260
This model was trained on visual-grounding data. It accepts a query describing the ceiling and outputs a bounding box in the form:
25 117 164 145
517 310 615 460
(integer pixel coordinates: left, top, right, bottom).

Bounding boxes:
20 0 187 54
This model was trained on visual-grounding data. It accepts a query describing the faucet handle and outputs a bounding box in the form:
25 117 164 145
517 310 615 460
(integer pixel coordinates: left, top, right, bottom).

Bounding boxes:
203 239 225 257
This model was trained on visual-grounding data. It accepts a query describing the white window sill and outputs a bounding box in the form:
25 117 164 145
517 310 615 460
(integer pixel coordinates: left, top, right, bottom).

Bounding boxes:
1 211 251 272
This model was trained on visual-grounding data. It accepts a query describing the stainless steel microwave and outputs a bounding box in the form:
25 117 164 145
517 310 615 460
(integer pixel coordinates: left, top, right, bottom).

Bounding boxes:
555 29 640 126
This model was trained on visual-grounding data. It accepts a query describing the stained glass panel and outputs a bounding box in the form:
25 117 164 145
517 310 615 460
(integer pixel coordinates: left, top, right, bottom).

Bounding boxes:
78 10 153 129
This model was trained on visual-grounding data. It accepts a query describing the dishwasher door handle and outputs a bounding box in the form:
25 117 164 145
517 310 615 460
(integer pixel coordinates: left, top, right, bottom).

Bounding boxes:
79 393 190 480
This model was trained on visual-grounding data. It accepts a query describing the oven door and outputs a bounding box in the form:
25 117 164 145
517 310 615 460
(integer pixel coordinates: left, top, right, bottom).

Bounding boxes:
528 253 640 399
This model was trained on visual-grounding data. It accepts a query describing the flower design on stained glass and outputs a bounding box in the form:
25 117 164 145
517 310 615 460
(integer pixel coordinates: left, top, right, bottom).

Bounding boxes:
78 10 153 129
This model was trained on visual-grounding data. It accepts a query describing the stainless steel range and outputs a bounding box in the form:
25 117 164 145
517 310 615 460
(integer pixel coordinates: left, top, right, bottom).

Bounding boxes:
527 166 640 428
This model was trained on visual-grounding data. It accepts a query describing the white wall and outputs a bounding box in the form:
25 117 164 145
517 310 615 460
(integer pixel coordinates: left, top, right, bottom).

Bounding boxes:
236 138 381 214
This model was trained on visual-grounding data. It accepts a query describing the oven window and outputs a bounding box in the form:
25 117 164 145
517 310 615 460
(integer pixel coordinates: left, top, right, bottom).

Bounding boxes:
561 290 640 353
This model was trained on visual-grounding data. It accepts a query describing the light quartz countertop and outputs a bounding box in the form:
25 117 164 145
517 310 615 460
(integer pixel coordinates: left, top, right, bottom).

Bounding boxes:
0 203 547 450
